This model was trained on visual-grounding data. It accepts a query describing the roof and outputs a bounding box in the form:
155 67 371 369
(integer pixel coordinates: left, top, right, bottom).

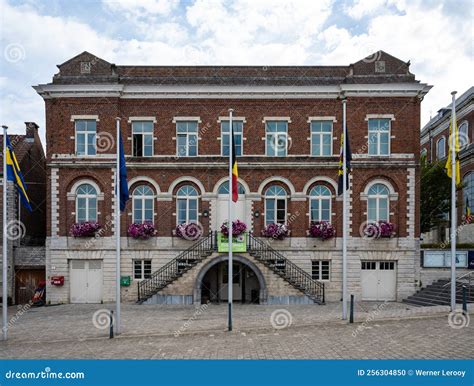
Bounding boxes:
0 134 34 177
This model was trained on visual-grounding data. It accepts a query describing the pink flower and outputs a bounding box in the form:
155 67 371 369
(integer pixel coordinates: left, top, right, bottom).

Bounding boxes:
128 222 157 240
221 220 247 237
261 223 289 239
70 221 101 237
309 221 335 240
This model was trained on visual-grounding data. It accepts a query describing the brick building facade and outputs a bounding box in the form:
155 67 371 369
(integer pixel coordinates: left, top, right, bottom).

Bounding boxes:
34 50 431 305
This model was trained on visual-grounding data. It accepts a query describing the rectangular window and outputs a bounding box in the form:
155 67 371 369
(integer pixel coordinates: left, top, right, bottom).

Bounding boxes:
134 260 152 280
221 121 243 156
312 260 330 280
266 121 288 157
177 198 198 224
132 121 153 157
379 262 395 270
75 120 97 156
176 121 198 157
311 121 332 156
361 261 376 270
368 118 390 156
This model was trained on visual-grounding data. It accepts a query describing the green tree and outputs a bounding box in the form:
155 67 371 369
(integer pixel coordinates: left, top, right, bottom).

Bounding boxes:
420 155 451 233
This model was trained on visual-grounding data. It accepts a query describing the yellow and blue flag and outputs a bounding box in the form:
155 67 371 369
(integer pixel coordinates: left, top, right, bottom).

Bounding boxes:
445 120 461 186
5 135 32 212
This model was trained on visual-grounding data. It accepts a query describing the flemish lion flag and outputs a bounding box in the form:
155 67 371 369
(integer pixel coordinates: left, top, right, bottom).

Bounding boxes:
337 127 352 196
466 197 472 223
231 125 238 202
445 120 461 186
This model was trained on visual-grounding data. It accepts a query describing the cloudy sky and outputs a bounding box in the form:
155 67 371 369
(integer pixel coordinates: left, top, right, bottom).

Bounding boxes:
0 0 472 142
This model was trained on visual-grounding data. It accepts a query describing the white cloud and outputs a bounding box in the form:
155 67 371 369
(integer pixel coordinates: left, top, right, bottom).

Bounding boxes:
102 0 179 17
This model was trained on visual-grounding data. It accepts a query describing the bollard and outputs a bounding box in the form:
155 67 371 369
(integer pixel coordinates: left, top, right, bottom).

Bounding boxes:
109 310 114 339
462 285 467 314
349 294 354 323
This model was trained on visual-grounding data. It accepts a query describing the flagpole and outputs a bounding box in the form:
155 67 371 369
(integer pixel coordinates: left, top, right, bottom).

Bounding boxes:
115 117 121 334
228 109 234 332
450 91 457 312
2 125 8 340
342 99 348 320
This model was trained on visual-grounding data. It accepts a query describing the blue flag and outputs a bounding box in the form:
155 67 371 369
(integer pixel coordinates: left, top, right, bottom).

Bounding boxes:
118 133 129 212
5 135 33 212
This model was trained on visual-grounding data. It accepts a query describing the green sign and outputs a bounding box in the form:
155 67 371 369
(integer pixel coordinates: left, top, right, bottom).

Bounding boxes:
217 232 247 253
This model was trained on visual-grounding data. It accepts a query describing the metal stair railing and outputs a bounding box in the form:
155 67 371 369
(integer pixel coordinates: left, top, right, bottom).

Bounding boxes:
138 231 217 302
442 271 473 298
247 233 325 304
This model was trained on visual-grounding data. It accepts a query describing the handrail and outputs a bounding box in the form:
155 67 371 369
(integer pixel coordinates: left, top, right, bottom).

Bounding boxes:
442 271 474 287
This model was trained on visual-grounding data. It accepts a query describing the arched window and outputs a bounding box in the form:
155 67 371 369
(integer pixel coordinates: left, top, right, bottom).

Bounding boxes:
264 185 287 225
217 181 246 195
176 185 198 224
76 183 97 223
436 136 446 159
310 185 331 222
463 172 474 215
132 185 154 223
367 183 390 222
459 121 469 147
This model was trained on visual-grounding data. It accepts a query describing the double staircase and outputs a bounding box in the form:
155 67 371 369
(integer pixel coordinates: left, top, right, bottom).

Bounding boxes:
403 273 474 307
137 232 325 304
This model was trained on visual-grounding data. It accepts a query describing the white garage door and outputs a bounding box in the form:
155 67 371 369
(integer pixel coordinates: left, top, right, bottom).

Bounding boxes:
70 260 103 303
361 261 396 301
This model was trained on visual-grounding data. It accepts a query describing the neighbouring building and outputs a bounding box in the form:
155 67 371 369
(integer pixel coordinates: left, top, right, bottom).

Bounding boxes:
419 87 474 287
34 50 431 305
0 122 46 305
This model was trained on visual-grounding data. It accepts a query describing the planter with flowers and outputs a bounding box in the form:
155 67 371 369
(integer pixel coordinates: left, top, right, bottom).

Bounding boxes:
308 221 335 240
173 222 203 242
364 221 395 239
261 223 290 240
70 221 101 238
218 220 248 252
128 222 157 240
220 219 247 237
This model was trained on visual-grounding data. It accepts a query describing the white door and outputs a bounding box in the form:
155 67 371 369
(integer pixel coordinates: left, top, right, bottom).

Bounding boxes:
70 260 103 303
216 196 246 230
361 261 396 301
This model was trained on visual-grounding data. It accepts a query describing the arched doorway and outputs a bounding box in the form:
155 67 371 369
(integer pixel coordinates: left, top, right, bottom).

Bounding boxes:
194 255 267 305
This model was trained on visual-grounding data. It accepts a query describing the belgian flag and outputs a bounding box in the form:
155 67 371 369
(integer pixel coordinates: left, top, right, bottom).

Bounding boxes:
231 125 238 202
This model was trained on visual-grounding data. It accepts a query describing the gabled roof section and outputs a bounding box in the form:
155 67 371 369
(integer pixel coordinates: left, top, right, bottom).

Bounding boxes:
54 51 117 83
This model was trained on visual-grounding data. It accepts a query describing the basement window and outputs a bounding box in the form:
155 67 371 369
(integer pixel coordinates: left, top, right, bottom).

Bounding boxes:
134 260 152 280
312 260 330 281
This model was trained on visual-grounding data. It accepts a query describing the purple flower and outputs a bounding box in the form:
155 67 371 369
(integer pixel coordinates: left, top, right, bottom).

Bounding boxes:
221 220 247 237
364 221 395 238
309 221 335 240
70 221 101 237
261 223 289 240
128 222 157 240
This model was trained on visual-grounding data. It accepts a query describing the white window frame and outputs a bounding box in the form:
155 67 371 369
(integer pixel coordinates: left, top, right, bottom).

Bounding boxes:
132 185 154 224
132 121 154 157
176 121 199 157
176 186 199 225
367 183 390 222
75 183 98 223
221 120 244 156
265 121 288 157
459 121 469 145
264 186 287 225
368 118 391 156
436 136 446 159
310 121 333 156
133 259 152 280
309 185 332 222
75 119 97 156
312 260 330 281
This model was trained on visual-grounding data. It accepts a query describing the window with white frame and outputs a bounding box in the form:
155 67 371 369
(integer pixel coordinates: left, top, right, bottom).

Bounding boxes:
221 120 243 156
265 185 287 225
134 259 151 280
367 183 390 222
310 185 331 222
76 183 98 223
75 120 96 156
459 121 469 146
436 136 446 159
312 260 330 280
132 121 153 157
217 181 246 195
176 121 198 156
266 121 288 157
368 118 390 156
176 185 198 224
311 121 333 156
463 172 473 214
132 185 154 223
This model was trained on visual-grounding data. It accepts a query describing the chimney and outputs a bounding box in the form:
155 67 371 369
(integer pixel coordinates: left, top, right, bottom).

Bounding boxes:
25 122 39 141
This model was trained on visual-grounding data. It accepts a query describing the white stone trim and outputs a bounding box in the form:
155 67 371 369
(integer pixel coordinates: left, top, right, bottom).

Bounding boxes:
128 116 157 123
407 168 416 238
50 168 59 237
302 176 338 194
70 115 99 121
172 116 201 123
262 116 291 123
257 176 296 196
217 116 246 122
360 178 399 201
365 114 395 121
127 176 160 194
211 176 250 194
307 116 337 123
66 179 104 200
168 176 206 195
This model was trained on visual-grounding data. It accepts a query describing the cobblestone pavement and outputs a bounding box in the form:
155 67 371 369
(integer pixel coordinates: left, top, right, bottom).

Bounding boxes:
0 302 472 359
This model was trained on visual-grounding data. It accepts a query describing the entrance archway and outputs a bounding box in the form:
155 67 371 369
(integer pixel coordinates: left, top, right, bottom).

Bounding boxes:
194 255 267 304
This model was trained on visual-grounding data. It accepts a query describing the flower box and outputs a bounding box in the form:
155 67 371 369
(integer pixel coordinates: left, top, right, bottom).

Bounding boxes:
174 223 203 241
261 223 289 240
128 222 157 240
220 219 247 237
364 221 395 239
70 221 101 238
308 221 335 240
